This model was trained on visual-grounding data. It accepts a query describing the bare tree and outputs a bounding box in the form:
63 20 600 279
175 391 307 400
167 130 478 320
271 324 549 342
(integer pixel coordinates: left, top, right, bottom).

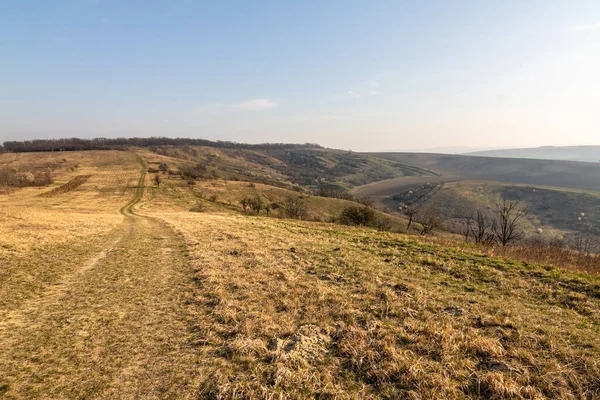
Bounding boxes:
569 234 600 255
403 206 419 230
470 209 496 244
416 208 444 235
280 197 308 220
240 197 251 213
463 213 474 241
493 200 527 247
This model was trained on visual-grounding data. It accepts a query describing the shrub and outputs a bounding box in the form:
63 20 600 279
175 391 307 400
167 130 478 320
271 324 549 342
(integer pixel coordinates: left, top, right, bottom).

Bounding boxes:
280 197 308 220
180 163 207 180
240 195 264 215
190 202 206 212
0 168 53 188
339 206 376 226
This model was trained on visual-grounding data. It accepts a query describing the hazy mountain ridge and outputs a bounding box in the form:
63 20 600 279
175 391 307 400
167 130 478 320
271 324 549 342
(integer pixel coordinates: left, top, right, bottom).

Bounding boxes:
465 145 600 163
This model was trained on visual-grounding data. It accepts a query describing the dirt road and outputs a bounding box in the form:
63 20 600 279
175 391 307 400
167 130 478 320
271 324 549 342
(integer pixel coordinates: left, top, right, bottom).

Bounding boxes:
0 157 200 399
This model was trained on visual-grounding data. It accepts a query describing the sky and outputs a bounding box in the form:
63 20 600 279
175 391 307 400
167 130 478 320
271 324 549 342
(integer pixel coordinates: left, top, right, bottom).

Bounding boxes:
1 1 599 151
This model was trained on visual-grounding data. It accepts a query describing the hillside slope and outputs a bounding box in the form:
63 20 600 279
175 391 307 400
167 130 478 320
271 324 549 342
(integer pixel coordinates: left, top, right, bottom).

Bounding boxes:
370 152 600 191
1 149 599 399
150 145 433 190
466 146 600 163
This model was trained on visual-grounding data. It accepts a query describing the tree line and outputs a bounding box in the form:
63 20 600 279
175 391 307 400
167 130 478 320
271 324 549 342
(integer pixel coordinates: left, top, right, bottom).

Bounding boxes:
1 137 323 153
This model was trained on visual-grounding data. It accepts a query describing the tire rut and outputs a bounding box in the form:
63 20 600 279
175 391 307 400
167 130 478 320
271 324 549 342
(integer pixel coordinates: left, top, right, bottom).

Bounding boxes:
0 153 201 399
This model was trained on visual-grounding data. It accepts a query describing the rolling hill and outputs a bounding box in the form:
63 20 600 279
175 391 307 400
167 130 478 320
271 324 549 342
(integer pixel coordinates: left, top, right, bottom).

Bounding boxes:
369 152 600 191
466 145 600 163
1 148 599 399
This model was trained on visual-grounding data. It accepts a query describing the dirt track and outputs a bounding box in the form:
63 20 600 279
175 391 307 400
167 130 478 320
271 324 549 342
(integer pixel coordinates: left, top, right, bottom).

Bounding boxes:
0 156 201 399
37 174 93 197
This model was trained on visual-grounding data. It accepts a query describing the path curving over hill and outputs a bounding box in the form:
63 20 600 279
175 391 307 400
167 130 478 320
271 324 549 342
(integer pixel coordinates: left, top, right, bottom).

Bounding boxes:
0 153 201 399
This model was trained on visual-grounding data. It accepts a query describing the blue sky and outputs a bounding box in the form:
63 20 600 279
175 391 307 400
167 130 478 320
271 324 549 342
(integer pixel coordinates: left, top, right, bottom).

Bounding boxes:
1 1 599 150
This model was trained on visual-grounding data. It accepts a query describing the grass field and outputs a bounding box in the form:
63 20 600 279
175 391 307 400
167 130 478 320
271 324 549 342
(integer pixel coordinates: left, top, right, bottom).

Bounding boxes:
1 149 599 399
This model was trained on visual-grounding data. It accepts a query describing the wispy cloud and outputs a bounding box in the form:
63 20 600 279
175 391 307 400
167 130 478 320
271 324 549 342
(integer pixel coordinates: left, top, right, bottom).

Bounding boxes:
565 23 600 32
346 80 382 99
206 98 279 112
347 90 361 99
317 113 373 121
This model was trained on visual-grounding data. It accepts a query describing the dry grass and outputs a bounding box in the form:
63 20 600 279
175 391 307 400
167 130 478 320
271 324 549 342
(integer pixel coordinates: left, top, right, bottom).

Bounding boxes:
148 209 600 399
1 149 599 399
0 150 205 398
0 151 138 312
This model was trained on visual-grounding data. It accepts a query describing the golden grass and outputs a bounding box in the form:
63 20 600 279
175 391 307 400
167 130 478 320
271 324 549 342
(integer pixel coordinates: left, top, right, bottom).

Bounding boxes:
1 149 599 399
146 208 600 399
0 151 139 312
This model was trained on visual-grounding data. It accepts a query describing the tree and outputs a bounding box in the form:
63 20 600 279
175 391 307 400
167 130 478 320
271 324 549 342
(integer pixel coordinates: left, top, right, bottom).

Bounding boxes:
240 197 251 214
250 195 264 214
416 208 444 235
154 173 161 187
467 209 496 244
569 234 600 255
463 213 474 241
280 197 308 220
493 200 527 247
158 162 169 173
403 206 419 230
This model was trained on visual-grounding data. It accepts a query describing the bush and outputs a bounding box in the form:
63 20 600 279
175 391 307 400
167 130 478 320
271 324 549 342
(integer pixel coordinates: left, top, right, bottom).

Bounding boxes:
158 162 169 173
339 206 376 226
190 202 206 212
0 168 53 188
280 197 308 220
180 163 207 180
240 195 264 215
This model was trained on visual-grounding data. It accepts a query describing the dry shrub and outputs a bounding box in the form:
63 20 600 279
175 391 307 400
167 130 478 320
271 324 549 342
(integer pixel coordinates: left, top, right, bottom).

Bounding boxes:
189 202 206 212
339 205 375 226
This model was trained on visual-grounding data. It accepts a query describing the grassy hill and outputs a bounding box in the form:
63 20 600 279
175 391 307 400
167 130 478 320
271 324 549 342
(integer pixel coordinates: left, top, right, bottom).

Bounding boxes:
1 149 599 398
149 145 433 191
353 176 600 240
369 152 600 191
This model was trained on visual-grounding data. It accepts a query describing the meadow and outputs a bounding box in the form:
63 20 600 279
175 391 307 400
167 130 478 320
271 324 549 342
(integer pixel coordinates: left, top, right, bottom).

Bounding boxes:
0 149 599 399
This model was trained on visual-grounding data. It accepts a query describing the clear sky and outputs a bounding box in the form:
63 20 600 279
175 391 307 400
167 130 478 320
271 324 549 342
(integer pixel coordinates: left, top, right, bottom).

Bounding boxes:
1 1 599 151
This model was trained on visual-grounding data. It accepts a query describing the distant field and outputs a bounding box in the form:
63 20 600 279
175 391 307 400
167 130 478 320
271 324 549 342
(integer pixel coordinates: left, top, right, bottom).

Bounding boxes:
466 145 600 163
352 176 459 197
369 152 600 191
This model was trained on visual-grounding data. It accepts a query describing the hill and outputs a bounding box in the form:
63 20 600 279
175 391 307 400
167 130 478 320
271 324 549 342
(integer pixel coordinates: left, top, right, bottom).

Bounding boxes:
359 179 600 239
369 152 600 192
1 149 599 398
149 145 433 190
1 138 433 191
466 146 600 163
